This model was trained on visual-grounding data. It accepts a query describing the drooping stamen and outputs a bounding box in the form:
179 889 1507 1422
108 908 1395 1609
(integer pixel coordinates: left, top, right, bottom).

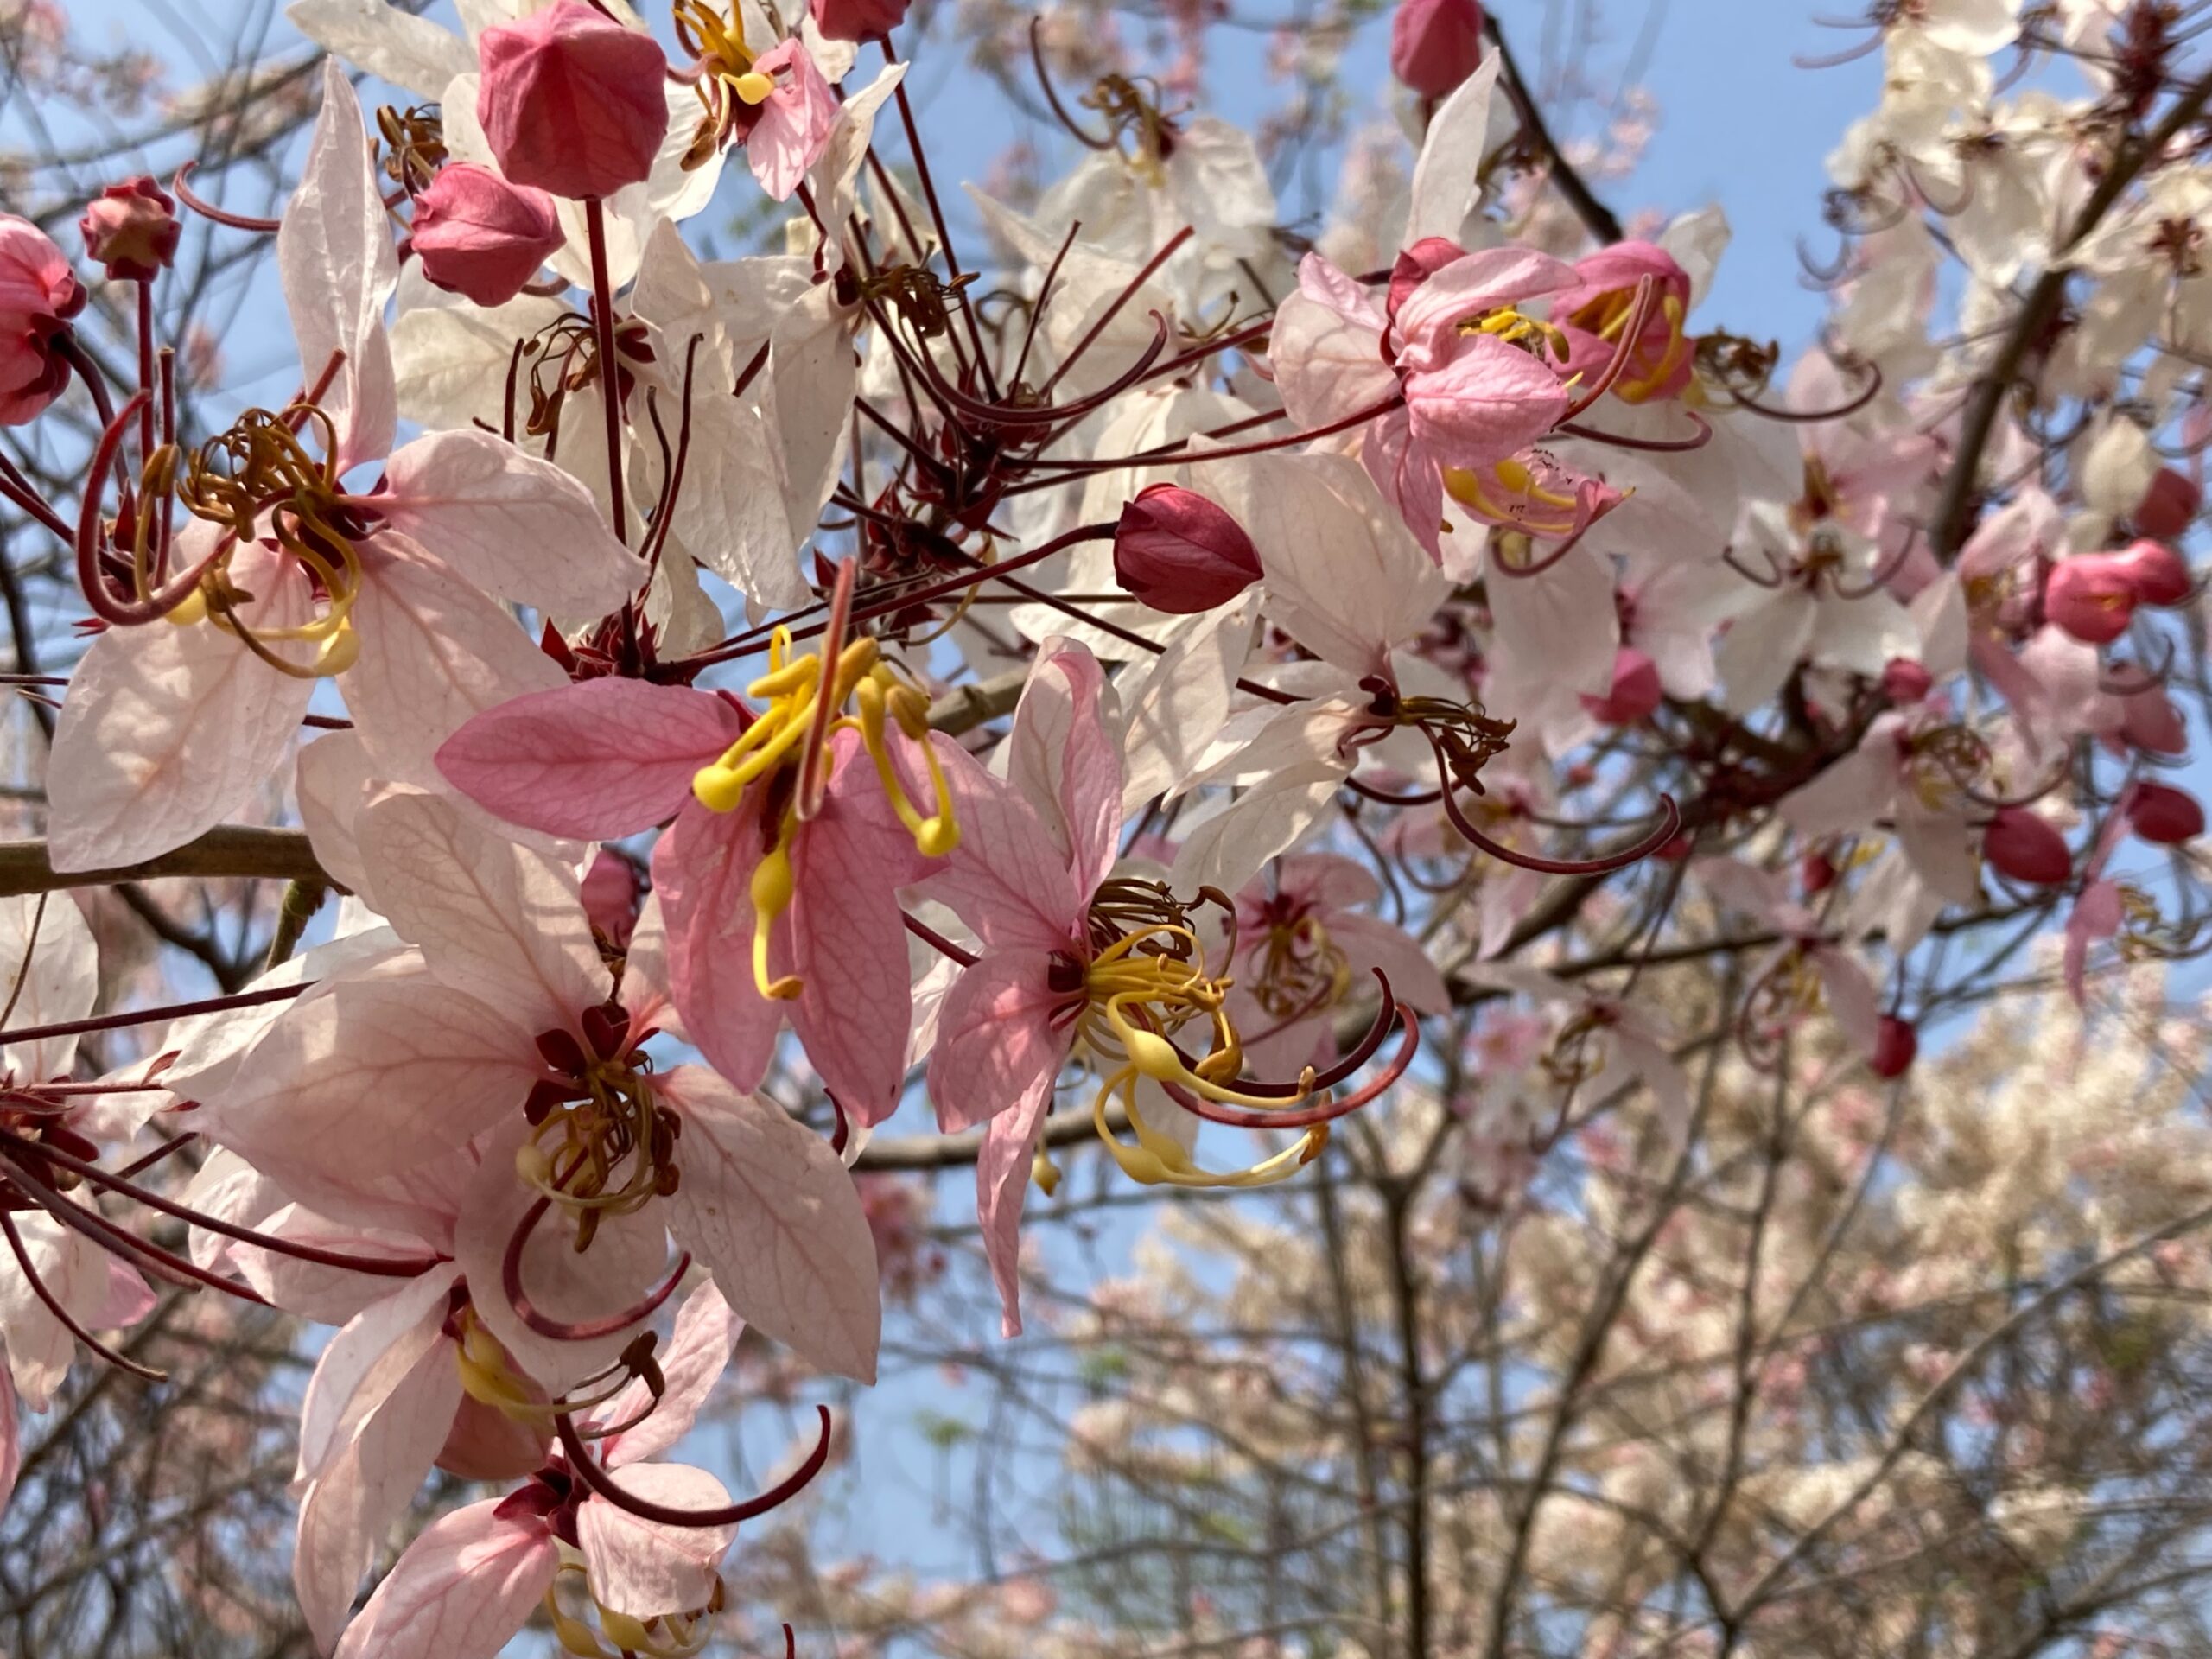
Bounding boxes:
556 1402 836 1525
1560 275 1659 420
1159 999 1419 1130
1556 410 1714 452
170 160 284 232
1428 732 1682 875
503 1195 691 1341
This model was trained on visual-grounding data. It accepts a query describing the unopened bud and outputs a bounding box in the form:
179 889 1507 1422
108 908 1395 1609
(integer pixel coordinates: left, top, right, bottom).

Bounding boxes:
1982 806 2071 887
476 0 669 201
1390 0 1486 99
1869 1015 1917 1080
2043 554 2138 645
1578 645 1662 725
810 0 912 41
2133 467 2201 540
2111 537 2191 608
2127 781 2204 846
1113 484 1263 613
1880 657 1933 703
79 178 179 283
410 163 565 308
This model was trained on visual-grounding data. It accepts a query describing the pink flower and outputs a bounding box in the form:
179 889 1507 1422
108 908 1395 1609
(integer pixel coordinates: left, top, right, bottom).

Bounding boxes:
45 66 645 875
476 0 669 201
811 0 911 41
410 162 565 307
736 40 840 201
0 214 85 425
1273 250 1583 558
197 792 883 1393
1579 645 1662 725
435 662 952 1129
331 1282 745 1659
1549 240 1695 404
2043 553 2139 645
1389 0 1485 99
1113 483 1264 613
78 177 178 283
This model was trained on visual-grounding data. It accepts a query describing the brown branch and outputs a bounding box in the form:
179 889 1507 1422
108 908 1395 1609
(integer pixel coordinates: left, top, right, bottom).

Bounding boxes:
0 826 329 898
1484 14 1624 247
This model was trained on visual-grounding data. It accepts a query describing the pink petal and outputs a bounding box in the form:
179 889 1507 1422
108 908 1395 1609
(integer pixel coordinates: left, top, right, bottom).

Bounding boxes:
976 1071 1055 1338
1391 246 1577 370
925 950 1071 1135
746 41 840 200
295 1274 463 1651
47 537 315 873
576 1462 736 1620
1402 331 1570 463
594 1280 740 1466
438 677 744 842
356 791 606 1035
919 745 1087 954
343 537 567 789
652 798 783 1091
203 963 537 1200
2066 879 2125 1005
333 1497 556 1659
1007 638 1124 893
658 1065 881 1382
282 62 399 476
377 429 645 616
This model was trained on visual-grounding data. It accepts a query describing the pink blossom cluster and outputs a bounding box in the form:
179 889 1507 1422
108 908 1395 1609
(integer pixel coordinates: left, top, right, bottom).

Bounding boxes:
0 0 2200 1649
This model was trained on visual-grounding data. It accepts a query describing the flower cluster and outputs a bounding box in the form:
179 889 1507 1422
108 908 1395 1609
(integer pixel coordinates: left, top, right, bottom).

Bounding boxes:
0 0 2206 1648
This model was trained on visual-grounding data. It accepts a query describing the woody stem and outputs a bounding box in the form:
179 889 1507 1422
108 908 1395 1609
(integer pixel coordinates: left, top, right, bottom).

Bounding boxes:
584 197 628 548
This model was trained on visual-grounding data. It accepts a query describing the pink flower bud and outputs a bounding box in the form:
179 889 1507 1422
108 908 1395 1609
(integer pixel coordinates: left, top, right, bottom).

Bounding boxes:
1113 485 1263 613
2111 537 2191 607
2043 554 2138 645
810 0 910 41
410 164 565 308
2127 781 2204 846
476 0 668 201
1390 0 1485 99
1881 657 1933 703
1870 1015 1917 1079
1983 806 2071 887
1578 645 1662 725
581 847 644 949
2134 466 2200 539
0 215 86 427
79 178 178 283
1387 235 1465 323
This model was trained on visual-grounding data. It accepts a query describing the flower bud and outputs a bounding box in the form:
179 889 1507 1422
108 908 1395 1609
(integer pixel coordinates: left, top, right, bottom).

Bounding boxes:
1578 645 1662 725
1800 849 1837 894
79 178 178 283
582 847 644 949
476 0 669 201
2127 781 2204 846
2111 537 2190 607
2043 554 2137 645
1881 657 1933 703
1113 485 1263 613
1869 1015 1917 1080
1983 806 2071 887
0 216 86 427
2134 466 2200 539
1387 235 1465 324
1390 0 1486 99
810 0 911 41
410 164 566 307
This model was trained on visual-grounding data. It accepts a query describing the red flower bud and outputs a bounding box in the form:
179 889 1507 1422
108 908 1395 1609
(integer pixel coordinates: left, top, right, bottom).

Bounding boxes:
1881 657 1933 703
1387 236 1465 324
1390 0 1486 99
1982 806 2071 887
581 847 644 949
477 0 668 201
1578 645 1662 725
2134 466 2200 539
1113 485 1263 613
1870 1015 1917 1080
1800 850 1837 895
410 164 566 308
2111 537 2191 607
79 178 178 283
810 0 911 41
0 215 86 427
2127 781 2204 846
2043 554 2137 645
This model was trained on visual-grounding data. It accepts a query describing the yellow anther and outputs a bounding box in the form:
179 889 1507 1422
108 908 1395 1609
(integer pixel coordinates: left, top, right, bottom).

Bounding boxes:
730 70 775 103
599 1611 656 1652
165 587 207 627
313 619 359 676
553 1606 610 1658
692 764 747 813
1032 1147 1062 1196
749 842 804 1001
